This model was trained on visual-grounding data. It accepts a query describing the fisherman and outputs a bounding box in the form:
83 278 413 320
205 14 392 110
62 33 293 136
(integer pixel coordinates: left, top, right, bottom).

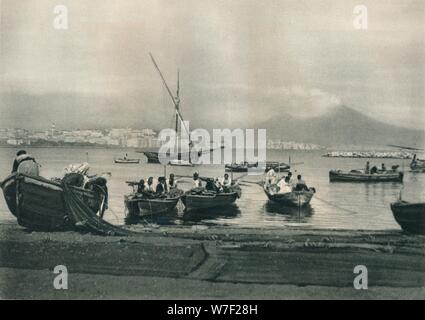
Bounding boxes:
214 177 222 192
146 177 155 192
11 150 39 176
221 173 232 187
193 172 202 188
137 179 145 194
284 172 293 184
205 178 216 192
365 161 370 174
277 176 291 194
294 174 309 191
266 167 277 186
381 163 387 172
155 177 167 195
167 173 177 190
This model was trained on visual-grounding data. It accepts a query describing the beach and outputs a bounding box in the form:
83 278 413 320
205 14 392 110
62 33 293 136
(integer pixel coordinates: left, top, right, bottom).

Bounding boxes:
1 223 424 299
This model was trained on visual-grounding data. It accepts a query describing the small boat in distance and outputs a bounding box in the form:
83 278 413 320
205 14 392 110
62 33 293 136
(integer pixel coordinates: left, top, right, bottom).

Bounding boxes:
225 161 291 173
263 184 315 207
410 154 425 172
390 201 425 235
114 158 140 164
329 170 403 182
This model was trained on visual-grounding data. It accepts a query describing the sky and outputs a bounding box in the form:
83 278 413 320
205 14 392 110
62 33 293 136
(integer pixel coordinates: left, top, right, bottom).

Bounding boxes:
0 0 424 130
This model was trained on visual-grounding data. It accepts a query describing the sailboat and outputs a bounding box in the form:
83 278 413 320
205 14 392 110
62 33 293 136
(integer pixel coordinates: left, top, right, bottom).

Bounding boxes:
137 54 222 166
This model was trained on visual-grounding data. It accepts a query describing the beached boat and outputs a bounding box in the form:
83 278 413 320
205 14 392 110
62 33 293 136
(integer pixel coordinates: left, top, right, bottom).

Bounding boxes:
125 194 180 217
1 173 105 231
329 170 403 182
390 201 425 235
114 158 140 164
264 185 315 207
181 189 240 211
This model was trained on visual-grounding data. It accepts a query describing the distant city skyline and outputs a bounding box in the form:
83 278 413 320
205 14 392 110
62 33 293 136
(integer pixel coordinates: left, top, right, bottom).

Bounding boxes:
0 0 424 131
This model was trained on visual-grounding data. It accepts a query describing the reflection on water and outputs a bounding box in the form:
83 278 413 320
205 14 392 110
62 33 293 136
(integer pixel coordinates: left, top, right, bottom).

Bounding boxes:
1 147 425 231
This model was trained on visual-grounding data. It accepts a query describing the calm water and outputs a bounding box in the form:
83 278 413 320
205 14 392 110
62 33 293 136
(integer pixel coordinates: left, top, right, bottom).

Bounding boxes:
1 147 424 231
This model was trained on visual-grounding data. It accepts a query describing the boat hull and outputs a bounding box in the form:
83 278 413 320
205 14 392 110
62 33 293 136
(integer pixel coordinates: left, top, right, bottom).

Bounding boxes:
181 192 238 211
125 196 179 217
264 188 315 207
114 159 140 164
390 201 425 235
329 170 403 182
1 173 103 231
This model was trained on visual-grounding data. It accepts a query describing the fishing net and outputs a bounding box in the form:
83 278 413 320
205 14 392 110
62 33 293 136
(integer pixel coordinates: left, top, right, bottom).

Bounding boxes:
61 181 133 236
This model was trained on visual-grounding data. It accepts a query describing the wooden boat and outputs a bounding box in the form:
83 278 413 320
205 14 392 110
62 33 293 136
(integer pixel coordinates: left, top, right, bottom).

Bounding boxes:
329 170 403 182
125 194 180 217
264 185 315 207
1 173 105 231
390 201 425 235
181 189 239 211
225 161 291 173
114 158 140 164
225 162 259 172
410 154 425 172
265 161 290 173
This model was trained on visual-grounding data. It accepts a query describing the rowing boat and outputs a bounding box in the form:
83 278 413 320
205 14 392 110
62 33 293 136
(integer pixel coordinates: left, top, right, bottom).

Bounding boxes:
114 158 140 164
181 188 240 211
264 185 315 207
125 194 180 217
390 201 425 235
329 170 403 182
1 173 105 231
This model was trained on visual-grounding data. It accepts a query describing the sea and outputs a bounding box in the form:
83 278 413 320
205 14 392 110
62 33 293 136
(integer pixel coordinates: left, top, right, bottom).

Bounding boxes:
1 146 424 231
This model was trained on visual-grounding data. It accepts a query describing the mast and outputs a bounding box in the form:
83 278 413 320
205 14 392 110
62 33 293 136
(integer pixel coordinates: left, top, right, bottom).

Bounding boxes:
175 69 180 134
149 53 190 138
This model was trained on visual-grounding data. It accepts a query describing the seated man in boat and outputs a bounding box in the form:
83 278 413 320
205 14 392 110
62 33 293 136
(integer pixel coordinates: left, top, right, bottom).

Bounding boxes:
294 174 309 191
205 178 217 192
365 161 370 174
137 179 145 194
266 167 277 186
370 166 378 174
11 150 39 176
155 177 167 196
192 172 202 188
146 177 156 192
167 173 178 190
221 173 232 191
277 177 292 194
214 177 222 191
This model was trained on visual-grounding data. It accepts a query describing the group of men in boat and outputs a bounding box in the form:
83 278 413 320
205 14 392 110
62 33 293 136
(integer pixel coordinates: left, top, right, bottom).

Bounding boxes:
136 173 180 198
266 168 309 193
364 162 397 174
193 172 234 193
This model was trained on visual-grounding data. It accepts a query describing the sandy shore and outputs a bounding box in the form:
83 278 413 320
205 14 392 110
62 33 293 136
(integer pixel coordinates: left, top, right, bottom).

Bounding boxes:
0 223 424 299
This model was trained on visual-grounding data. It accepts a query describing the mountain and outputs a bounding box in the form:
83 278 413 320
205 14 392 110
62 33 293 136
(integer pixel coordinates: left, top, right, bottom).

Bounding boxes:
256 106 425 147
